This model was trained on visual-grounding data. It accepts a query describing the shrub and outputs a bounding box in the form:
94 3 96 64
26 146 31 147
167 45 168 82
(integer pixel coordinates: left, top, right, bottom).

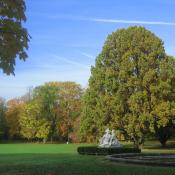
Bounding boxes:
77 146 141 155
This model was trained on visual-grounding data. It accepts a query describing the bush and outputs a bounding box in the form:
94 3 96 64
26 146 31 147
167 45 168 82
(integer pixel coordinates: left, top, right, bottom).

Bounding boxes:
77 146 141 155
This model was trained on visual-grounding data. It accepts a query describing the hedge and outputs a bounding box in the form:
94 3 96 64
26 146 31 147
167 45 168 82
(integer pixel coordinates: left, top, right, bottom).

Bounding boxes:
77 146 141 155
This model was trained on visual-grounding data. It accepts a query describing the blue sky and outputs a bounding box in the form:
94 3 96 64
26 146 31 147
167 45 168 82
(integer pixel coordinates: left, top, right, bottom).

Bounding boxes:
1 0 175 99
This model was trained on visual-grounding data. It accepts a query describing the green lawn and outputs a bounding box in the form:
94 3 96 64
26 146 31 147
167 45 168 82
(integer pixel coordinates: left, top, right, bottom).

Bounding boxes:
0 143 85 154
0 142 175 175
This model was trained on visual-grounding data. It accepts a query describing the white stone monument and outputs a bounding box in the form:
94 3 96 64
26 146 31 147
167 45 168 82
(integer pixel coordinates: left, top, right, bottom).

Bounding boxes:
99 128 121 148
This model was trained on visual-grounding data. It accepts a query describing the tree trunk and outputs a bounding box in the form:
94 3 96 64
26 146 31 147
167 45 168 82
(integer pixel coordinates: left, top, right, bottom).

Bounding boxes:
133 136 144 149
155 125 172 148
160 139 167 147
43 138 46 144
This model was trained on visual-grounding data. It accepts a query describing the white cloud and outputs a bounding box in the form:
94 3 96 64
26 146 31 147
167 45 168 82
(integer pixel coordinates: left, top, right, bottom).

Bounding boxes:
87 18 175 26
81 52 95 61
51 54 90 69
27 12 175 26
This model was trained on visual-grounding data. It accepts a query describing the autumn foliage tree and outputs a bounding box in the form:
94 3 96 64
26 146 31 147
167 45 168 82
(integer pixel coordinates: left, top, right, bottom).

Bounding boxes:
5 99 24 139
34 82 83 142
14 81 83 143
19 101 50 142
54 82 83 142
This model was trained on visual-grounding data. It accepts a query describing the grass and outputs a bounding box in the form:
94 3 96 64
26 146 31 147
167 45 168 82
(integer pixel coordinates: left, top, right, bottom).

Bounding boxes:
0 142 175 175
0 143 85 154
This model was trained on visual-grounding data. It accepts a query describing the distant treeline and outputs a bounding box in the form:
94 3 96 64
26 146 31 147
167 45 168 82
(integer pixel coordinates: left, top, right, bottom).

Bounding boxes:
0 81 83 143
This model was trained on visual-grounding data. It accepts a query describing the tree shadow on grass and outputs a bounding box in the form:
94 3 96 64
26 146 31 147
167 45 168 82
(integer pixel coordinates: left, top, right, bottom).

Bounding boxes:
143 140 175 149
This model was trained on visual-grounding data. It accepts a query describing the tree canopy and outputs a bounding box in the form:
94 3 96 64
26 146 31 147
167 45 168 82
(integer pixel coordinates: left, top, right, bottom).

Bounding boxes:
0 0 30 75
16 81 83 142
19 101 50 142
80 26 175 147
5 99 23 139
33 83 59 142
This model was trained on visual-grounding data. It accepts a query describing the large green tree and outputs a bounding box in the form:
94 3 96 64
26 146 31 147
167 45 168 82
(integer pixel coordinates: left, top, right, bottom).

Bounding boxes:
0 0 29 75
80 26 175 148
33 83 59 142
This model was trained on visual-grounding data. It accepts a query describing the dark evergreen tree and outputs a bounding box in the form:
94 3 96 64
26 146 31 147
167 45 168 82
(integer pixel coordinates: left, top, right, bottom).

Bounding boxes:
0 98 7 140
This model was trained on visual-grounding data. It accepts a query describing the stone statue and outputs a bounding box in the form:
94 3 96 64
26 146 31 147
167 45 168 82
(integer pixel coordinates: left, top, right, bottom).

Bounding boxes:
99 128 111 148
109 129 121 147
99 129 121 148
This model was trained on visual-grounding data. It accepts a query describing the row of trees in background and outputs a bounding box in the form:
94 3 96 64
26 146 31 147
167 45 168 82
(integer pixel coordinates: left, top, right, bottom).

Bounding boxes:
0 82 83 143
